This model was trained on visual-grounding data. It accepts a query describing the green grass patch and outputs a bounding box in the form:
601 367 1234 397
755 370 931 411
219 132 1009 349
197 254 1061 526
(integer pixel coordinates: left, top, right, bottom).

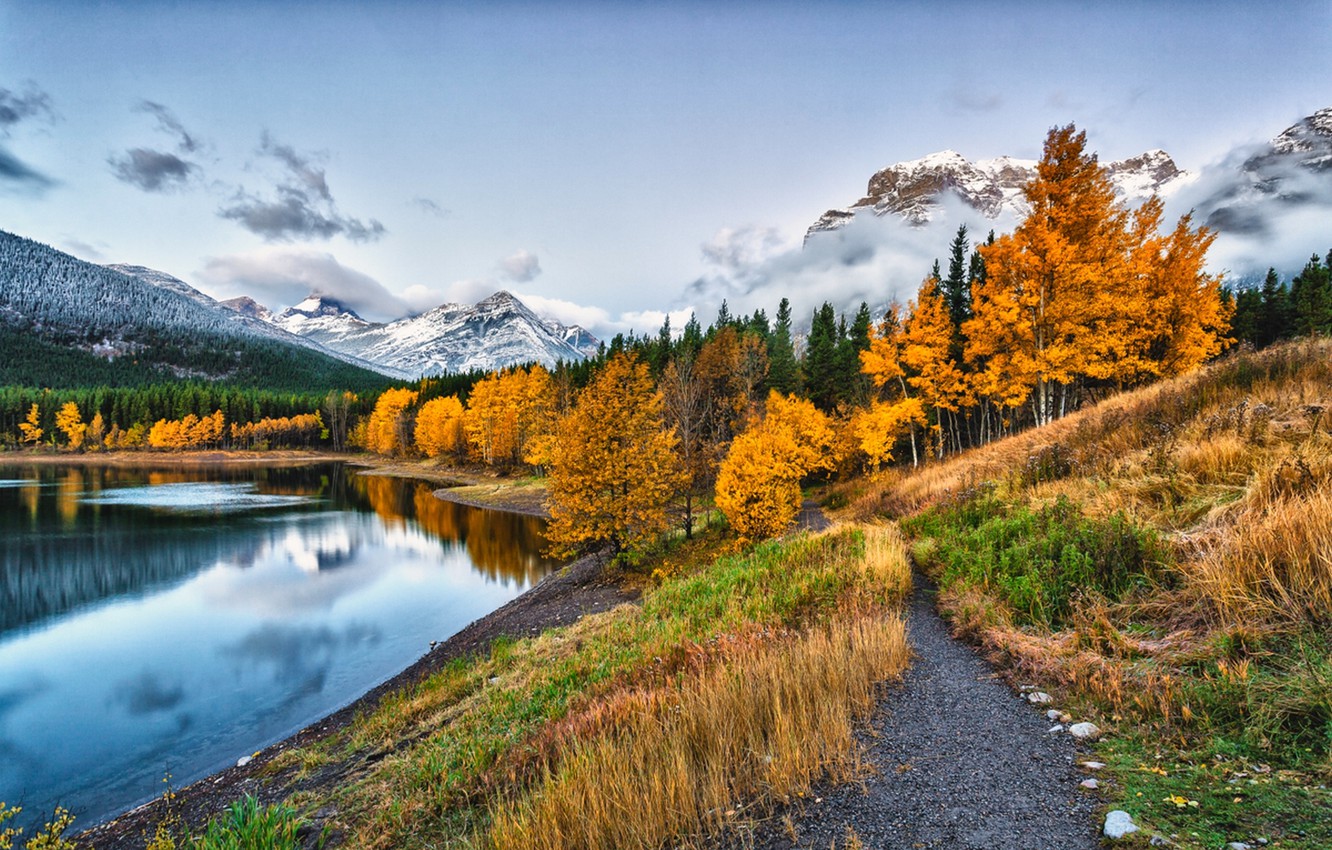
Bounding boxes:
904 493 1170 627
1096 731 1332 848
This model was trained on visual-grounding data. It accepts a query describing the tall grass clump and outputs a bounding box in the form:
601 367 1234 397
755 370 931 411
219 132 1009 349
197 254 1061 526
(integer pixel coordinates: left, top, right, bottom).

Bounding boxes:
332 524 912 849
483 616 907 850
905 494 1170 627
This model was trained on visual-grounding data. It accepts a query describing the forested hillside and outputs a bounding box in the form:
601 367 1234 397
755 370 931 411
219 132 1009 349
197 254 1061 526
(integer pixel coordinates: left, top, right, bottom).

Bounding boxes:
0 231 390 392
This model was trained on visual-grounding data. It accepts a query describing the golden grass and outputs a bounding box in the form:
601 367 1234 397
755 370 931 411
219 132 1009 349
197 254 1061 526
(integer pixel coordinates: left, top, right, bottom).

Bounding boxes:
482 614 908 850
1190 478 1332 623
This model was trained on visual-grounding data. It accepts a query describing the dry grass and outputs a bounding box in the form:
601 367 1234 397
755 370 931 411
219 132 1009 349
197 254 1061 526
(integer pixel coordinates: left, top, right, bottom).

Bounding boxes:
482 615 908 850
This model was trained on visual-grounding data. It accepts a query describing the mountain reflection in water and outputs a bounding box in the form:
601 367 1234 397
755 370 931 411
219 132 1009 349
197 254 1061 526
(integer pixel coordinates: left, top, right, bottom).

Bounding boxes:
0 461 558 834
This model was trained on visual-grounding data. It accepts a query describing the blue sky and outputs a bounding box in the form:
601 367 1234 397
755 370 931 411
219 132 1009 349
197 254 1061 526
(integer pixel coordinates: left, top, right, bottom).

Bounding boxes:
2 1 1329 335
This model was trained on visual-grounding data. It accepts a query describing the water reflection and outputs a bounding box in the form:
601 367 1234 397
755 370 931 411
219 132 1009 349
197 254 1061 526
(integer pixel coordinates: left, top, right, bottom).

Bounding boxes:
0 461 560 833
0 464 559 636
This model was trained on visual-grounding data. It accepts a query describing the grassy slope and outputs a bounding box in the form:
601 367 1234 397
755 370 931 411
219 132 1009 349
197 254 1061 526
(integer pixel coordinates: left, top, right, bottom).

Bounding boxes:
841 338 1332 847
208 525 914 850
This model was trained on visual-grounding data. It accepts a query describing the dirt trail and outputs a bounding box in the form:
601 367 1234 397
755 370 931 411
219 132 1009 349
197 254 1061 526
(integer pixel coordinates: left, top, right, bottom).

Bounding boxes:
749 571 1100 850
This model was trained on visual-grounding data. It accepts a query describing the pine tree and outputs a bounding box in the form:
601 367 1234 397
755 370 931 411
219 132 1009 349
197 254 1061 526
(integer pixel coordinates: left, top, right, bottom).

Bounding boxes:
767 297 800 395
943 224 971 330
804 302 840 412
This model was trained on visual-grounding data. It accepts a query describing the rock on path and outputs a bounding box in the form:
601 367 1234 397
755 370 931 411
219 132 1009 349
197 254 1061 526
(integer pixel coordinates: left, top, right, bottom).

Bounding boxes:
744 571 1099 850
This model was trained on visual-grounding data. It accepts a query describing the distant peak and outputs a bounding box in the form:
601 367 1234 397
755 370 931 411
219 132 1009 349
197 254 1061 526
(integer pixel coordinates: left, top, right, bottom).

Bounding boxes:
480 290 520 305
288 293 365 322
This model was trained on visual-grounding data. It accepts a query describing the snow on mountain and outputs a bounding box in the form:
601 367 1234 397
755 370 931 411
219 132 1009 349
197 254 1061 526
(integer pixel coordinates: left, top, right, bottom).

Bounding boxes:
218 296 274 324
266 289 596 377
106 262 401 377
1200 108 1332 234
105 264 218 307
807 146 1189 238
1265 107 1332 168
549 322 602 358
271 295 373 343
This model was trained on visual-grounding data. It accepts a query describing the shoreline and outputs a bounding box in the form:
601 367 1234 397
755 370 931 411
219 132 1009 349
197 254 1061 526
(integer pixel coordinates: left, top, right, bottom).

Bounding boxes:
44 452 588 848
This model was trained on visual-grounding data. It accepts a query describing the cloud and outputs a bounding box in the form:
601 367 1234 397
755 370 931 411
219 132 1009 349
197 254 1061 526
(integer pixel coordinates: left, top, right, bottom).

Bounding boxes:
109 100 203 192
0 145 54 191
62 238 106 260
109 147 197 191
0 83 54 135
701 225 788 272
1163 138 1332 281
198 247 409 321
499 249 541 283
135 100 201 153
219 133 385 242
684 197 1011 334
409 196 450 218
0 83 56 192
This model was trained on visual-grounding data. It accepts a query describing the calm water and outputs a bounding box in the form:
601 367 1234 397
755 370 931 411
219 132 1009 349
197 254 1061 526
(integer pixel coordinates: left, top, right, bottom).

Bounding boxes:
0 462 559 832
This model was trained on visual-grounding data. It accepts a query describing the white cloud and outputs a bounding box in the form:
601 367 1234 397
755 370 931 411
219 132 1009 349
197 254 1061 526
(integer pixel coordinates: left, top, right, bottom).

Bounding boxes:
498 249 541 283
197 247 409 321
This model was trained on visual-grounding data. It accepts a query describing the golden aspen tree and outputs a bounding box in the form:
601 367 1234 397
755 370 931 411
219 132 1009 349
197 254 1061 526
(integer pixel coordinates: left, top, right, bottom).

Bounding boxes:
1098 198 1231 385
970 124 1127 425
515 365 557 468
902 277 969 457
715 391 838 542
849 397 926 469
858 305 925 466
366 388 419 455
87 412 105 451
546 352 683 556
414 395 466 458
54 402 87 451
18 403 42 446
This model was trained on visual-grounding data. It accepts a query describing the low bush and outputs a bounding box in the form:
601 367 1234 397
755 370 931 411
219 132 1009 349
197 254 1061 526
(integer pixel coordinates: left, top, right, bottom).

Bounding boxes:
905 494 1170 627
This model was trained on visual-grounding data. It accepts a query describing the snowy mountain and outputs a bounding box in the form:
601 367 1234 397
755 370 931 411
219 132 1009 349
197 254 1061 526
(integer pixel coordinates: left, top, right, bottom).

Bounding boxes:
1201 107 1332 234
261 290 594 377
0 230 392 388
807 148 1189 238
108 264 399 377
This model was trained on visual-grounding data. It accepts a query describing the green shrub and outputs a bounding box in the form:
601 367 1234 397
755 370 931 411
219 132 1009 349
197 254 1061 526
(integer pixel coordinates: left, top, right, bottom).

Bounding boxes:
904 494 1170 627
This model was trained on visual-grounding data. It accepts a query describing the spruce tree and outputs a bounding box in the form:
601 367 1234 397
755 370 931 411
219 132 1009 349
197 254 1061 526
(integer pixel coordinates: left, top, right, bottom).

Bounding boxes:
804 302 840 412
767 297 800 395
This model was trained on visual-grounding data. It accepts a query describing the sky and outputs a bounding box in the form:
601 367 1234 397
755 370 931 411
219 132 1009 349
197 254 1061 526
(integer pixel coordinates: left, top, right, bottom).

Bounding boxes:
1 0 1330 337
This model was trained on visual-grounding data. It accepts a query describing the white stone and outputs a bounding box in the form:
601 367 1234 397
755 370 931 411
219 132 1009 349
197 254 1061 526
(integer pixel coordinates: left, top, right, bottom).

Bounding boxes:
1080 778 1099 789
1227 844 1252 850
1027 691 1054 705
1047 709 1063 721
1068 721 1101 740
236 755 253 768
1048 724 1066 733
1082 761 1107 770
1104 810 1139 839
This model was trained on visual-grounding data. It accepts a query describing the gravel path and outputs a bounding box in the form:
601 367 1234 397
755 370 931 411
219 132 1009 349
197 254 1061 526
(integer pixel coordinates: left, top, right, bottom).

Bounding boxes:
747 572 1101 850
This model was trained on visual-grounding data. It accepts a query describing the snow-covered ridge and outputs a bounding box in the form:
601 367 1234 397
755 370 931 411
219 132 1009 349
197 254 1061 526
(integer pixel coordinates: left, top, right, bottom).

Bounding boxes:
261 289 597 377
807 146 1189 237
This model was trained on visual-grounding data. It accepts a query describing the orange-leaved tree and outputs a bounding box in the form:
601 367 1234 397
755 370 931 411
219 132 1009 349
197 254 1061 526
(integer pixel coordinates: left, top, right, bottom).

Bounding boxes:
54 402 87 451
856 305 927 468
18 403 42 446
715 391 838 542
902 277 970 458
365 388 419 455
546 352 684 556
414 395 466 459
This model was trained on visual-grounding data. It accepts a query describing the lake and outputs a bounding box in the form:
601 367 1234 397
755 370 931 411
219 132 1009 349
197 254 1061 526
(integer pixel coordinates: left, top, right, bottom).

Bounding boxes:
0 461 559 833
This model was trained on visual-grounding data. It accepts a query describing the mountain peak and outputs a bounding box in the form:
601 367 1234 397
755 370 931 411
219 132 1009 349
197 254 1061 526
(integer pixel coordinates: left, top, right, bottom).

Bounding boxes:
286 294 366 322
809 142 1191 238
